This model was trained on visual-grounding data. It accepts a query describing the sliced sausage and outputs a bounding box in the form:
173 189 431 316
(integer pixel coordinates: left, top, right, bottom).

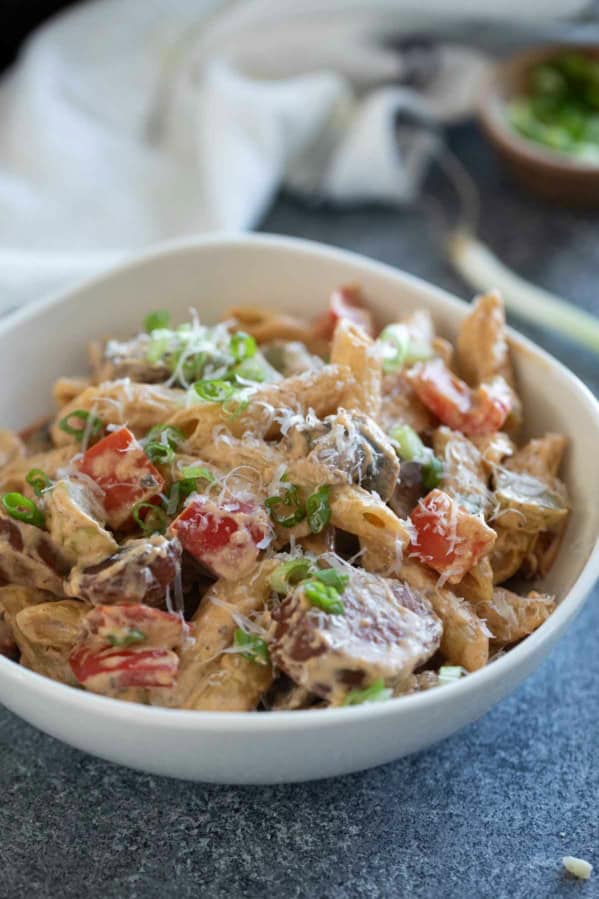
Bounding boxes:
0 512 70 596
65 535 182 606
271 566 441 704
89 336 171 384
285 409 399 501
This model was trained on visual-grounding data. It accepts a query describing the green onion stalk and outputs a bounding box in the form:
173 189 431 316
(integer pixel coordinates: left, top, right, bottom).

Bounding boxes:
424 139 599 356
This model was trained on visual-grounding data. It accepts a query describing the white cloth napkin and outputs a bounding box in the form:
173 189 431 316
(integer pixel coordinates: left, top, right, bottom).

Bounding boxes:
0 0 587 311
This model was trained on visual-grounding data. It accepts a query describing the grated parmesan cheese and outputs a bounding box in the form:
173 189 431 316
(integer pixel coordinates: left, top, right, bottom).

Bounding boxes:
208 594 269 639
266 462 289 497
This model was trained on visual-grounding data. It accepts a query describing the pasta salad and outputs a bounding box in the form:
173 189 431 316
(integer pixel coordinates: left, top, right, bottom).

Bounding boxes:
0 288 569 710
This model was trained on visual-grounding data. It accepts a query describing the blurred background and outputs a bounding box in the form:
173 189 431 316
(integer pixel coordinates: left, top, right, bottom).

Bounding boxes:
0 0 596 395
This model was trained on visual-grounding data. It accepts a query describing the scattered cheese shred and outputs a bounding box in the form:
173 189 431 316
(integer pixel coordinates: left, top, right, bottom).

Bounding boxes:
562 856 593 880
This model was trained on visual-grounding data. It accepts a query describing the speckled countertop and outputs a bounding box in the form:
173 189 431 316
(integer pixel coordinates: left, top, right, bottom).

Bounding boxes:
1 44 598 899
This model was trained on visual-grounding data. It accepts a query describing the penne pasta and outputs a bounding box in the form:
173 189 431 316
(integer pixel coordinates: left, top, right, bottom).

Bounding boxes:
456 291 522 430
330 484 411 573
52 376 91 409
330 319 382 419
166 364 355 451
155 560 276 710
400 560 490 671
51 380 184 446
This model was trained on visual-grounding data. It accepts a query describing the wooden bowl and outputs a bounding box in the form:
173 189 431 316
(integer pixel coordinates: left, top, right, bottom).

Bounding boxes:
478 45 599 206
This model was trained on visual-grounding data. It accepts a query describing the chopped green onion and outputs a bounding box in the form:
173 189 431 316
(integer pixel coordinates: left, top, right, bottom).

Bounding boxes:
404 340 435 365
193 379 236 403
167 466 216 514
265 484 306 528
343 678 393 706
507 52 599 162
389 424 425 461
233 354 279 384
144 310 171 333
180 465 215 484
233 628 270 666
166 483 183 517
186 352 207 381
270 558 314 594
144 425 185 465
145 441 175 465
379 324 434 372
2 492 45 528
222 394 250 420
314 568 349 592
167 479 199 516
379 324 410 372
145 424 185 447
438 665 464 686
58 409 103 441
306 485 331 534
303 580 345 615
132 502 167 535
230 331 257 362
165 345 183 372
26 468 51 497
421 455 443 490
169 348 207 383
233 362 265 383
389 424 443 489
270 560 349 597
106 627 146 647
146 333 170 364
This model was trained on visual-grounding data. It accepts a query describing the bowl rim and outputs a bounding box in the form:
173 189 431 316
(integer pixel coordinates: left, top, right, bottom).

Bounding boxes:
477 43 599 175
0 231 598 733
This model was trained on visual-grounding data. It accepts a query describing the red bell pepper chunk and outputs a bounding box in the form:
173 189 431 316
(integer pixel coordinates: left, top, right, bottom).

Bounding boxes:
69 644 179 691
313 285 376 340
409 358 511 437
75 427 164 530
410 489 496 583
69 604 184 694
170 495 270 580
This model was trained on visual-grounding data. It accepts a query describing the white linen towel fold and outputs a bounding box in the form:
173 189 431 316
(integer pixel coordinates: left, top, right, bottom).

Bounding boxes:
0 0 586 310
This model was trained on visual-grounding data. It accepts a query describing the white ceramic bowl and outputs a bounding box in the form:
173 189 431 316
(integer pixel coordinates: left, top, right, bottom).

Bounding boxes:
1 234 598 784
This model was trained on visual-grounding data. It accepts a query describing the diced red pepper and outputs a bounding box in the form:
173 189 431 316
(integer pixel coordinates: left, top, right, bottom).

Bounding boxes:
410 489 496 583
69 644 179 691
313 285 376 340
69 604 184 695
169 495 270 580
75 427 164 530
83 604 184 649
409 359 511 437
